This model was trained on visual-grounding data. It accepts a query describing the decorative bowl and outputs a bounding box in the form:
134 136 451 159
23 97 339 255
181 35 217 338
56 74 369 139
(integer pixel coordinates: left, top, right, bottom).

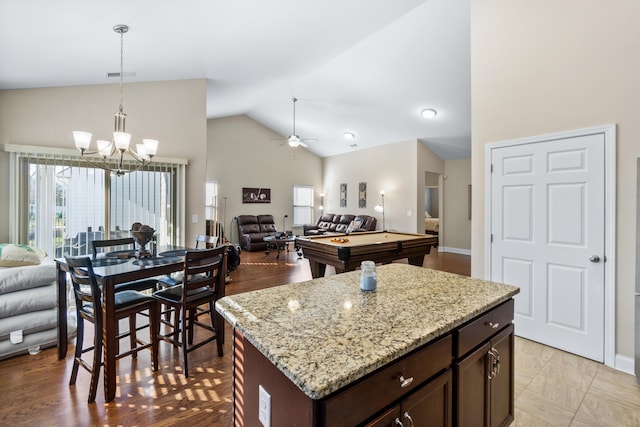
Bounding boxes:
131 229 155 250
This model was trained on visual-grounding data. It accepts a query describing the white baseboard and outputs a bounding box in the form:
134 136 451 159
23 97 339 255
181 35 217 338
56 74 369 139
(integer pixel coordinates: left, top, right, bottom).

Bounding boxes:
438 246 471 256
615 353 635 376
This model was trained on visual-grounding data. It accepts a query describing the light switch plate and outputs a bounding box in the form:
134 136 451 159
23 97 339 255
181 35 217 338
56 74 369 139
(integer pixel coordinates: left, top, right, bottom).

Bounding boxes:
192 214 198 223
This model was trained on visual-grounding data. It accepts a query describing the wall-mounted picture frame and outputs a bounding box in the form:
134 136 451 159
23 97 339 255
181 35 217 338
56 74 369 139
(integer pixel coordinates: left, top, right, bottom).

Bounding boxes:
340 183 347 208
243 187 271 203
359 182 367 208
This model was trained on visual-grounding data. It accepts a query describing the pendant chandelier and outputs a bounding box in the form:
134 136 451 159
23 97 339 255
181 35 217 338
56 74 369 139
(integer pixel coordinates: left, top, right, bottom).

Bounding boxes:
73 24 158 176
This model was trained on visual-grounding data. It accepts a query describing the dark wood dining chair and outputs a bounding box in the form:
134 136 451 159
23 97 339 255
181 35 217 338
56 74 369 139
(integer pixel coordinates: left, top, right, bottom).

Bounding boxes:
91 237 135 258
91 238 158 292
194 234 218 248
152 246 227 377
156 234 219 288
64 255 159 403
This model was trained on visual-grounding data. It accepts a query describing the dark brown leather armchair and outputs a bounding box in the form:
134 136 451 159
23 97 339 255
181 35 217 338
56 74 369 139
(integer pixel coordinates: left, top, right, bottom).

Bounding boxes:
303 214 377 236
236 215 277 251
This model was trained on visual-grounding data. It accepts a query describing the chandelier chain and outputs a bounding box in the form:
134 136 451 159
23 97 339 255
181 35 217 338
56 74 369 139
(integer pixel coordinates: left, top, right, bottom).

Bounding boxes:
119 29 124 113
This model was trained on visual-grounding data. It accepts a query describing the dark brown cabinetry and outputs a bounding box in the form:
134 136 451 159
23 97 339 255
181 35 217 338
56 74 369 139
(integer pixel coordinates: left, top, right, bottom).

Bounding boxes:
231 299 514 426
456 323 514 427
365 369 452 427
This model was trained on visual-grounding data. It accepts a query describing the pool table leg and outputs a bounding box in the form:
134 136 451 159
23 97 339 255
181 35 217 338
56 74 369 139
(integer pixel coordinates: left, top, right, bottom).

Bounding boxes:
309 261 327 279
408 255 426 267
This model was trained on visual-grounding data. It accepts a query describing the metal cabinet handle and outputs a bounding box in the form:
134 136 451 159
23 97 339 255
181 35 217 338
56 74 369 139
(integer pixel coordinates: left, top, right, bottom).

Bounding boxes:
398 375 414 388
486 321 500 329
487 350 496 380
487 347 501 380
589 255 600 263
403 411 415 427
394 418 404 427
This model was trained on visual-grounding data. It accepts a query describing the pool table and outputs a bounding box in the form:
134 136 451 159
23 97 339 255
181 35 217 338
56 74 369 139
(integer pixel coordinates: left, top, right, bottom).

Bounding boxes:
295 231 438 278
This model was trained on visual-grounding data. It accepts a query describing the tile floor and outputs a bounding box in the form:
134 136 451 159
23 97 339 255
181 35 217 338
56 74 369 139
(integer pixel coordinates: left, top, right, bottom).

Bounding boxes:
514 337 640 426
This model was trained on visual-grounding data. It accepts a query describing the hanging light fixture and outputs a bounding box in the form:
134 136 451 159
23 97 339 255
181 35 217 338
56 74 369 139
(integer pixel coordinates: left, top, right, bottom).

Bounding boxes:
73 24 158 176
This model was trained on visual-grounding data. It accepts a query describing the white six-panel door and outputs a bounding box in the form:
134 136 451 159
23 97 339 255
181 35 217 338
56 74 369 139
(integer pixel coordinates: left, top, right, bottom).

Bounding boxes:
489 133 606 362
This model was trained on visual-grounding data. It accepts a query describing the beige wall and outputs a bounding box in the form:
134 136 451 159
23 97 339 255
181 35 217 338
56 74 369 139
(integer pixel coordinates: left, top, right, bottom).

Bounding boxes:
323 140 444 234
206 115 323 243
471 1 640 360
0 79 207 245
443 158 471 251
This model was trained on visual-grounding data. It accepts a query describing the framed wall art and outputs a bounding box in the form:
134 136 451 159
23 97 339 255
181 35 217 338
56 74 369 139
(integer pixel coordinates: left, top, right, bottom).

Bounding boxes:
340 183 347 208
242 187 271 203
358 182 367 208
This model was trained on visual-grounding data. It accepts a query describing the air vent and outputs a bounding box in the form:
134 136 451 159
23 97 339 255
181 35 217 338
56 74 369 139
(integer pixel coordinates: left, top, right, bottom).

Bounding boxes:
106 71 137 78
349 143 358 148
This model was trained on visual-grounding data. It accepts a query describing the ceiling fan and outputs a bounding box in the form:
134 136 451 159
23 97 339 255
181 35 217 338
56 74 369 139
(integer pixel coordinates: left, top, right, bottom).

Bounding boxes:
273 97 317 148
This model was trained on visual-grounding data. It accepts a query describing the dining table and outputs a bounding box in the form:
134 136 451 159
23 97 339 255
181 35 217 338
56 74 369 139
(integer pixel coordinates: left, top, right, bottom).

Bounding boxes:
55 245 189 402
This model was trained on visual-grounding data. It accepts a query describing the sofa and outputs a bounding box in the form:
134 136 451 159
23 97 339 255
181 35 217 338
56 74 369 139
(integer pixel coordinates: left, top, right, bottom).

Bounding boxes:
236 214 277 251
303 214 377 236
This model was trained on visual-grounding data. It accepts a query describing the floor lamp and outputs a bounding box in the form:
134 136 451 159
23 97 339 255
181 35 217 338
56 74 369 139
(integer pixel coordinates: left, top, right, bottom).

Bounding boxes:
374 190 385 231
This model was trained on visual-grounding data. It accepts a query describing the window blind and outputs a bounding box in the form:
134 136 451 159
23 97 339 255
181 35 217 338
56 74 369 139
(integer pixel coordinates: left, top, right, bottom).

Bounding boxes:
6 144 186 257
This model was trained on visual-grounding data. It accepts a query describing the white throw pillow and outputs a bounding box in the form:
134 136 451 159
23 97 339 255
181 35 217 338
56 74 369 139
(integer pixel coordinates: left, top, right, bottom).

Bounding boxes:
0 244 47 267
346 220 356 233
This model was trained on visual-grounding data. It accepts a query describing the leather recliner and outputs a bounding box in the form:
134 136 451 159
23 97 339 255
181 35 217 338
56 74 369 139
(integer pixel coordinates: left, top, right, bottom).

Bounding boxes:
236 214 277 251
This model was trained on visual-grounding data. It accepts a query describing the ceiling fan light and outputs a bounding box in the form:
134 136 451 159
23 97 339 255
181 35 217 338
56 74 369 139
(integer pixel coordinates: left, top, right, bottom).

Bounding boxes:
288 135 301 147
421 108 437 119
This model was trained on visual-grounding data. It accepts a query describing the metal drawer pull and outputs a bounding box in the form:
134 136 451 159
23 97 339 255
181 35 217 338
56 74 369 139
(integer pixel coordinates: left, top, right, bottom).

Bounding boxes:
394 418 404 426
487 321 500 329
398 375 414 388
403 411 415 427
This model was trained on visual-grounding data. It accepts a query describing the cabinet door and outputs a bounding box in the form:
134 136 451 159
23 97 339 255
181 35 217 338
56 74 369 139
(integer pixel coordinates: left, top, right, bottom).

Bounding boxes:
401 369 452 427
365 370 453 427
489 325 514 427
365 405 401 427
456 342 491 426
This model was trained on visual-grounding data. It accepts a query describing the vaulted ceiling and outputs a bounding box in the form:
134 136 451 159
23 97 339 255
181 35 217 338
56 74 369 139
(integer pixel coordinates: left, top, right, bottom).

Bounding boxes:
0 0 470 159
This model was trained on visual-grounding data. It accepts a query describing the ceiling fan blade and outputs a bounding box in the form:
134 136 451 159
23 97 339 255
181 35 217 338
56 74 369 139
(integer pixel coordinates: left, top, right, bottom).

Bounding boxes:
299 141 308 148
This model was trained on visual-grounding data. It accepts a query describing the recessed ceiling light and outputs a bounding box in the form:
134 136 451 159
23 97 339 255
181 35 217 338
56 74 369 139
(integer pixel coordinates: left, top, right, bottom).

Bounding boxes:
420 108 437 119
344 131 355 140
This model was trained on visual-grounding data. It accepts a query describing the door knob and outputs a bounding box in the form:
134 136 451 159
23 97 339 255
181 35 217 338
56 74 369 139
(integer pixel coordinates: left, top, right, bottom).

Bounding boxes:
589 255 600 263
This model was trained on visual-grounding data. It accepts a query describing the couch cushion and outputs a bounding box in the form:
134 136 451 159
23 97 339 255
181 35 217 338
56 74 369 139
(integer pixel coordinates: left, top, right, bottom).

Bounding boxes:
319 214 335 222
338 215 355 225
239 223 260 234
237 215 259 226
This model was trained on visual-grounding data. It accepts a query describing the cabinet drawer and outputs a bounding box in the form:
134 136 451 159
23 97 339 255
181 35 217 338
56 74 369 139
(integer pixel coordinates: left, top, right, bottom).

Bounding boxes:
322 334 452 427
456 299 513 358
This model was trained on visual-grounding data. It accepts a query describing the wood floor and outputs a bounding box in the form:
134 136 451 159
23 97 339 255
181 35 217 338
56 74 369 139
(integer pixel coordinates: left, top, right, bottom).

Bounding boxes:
0 249 638 426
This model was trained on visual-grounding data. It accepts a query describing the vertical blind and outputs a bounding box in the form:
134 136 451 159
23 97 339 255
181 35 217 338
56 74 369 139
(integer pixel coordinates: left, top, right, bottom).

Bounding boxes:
6 144 187 258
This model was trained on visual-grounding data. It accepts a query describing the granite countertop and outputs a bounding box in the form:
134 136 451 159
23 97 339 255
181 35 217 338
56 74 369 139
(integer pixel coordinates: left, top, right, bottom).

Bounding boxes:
215 263 519 400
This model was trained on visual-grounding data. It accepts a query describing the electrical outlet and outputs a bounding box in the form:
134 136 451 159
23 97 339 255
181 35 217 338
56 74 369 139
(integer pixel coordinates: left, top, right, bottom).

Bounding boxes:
258 385 271 427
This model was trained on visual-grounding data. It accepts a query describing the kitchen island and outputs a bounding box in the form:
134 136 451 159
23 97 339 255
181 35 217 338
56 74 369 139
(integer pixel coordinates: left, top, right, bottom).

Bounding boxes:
215 263 519 426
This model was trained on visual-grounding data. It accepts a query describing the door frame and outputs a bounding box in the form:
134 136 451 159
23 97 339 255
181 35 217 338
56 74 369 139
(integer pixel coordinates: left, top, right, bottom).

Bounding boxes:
484 124 616 367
